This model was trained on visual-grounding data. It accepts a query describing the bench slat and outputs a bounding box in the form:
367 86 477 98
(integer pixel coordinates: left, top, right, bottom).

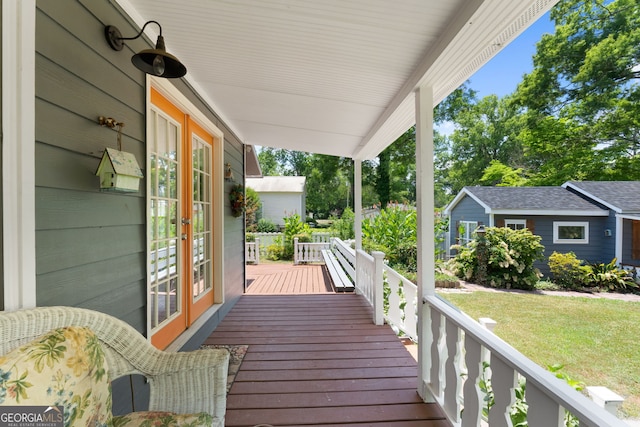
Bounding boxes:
321 249 354 292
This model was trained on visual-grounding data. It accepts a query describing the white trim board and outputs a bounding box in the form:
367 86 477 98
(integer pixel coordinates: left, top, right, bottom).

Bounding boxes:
2 0 36 310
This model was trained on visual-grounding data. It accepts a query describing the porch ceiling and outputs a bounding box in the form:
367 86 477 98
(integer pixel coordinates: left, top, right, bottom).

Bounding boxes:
118 0 557 160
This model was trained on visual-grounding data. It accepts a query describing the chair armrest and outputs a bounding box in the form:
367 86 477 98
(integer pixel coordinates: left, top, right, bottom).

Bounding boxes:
146 348 230 418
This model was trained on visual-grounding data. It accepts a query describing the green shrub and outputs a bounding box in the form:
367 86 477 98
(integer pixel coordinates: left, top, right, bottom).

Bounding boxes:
548 253 638 292
586 258 638 292
363 206 417 271
279 213 312 260
329 207 355 240
246 233 255 242
256 218 278 232
266 243 285 261
548 251 588 290
450 226 544 290
393 242 418 273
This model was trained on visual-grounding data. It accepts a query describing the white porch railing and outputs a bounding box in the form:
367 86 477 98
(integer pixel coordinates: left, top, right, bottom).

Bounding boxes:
343 235 628 427
245 238 260 264
293 237 330 264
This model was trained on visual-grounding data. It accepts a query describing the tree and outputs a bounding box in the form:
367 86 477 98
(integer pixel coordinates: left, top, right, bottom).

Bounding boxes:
479 160 528 187
257 147 283 175
515 0 640 182
244 187 261 232
376 148 391 208
440 95 524 194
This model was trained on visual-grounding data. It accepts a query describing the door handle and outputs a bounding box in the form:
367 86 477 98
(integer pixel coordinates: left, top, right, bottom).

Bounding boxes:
181 218 191 225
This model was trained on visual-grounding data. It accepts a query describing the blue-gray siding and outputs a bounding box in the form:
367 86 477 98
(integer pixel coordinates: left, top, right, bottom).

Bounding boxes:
493 215 613 277
34 0 245 350
449 195 616 277
448 195 489 247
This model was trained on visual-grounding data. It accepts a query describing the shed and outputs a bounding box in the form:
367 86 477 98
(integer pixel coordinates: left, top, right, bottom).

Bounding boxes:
246 176 307 227
444 185 611 276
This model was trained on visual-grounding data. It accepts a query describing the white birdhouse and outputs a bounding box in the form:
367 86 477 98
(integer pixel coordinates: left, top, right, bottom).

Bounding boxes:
95 148 143 192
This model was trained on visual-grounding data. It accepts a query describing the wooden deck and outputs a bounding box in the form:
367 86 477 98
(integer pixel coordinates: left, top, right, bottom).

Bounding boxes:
246 263 334 294
205 291 451 426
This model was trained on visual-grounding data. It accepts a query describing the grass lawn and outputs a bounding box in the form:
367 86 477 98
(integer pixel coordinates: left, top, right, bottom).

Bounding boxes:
438 291 640 419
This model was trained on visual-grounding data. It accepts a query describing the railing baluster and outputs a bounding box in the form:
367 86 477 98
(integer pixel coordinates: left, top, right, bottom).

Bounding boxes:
488 356 517 427
462 337 483 427
429 308 444 400
402 280 418 339
443 320 462 424
387 273 402 328
526 381 563 427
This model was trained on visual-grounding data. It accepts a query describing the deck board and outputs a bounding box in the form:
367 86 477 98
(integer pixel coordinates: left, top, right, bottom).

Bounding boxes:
246 263 334 294
205 293 450 426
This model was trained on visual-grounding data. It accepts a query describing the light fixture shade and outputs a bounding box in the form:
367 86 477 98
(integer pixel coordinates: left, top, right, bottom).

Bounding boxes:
105 23 187 79
131 35 186 78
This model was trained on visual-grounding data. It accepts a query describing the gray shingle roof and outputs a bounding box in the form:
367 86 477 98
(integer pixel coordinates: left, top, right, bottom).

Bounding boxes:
463 186 606 211
564 181 640 213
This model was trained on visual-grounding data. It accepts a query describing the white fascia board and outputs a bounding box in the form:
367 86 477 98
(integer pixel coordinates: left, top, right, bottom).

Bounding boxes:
491 209 609 217
618 213 640 221
443 188 492 215
562 182 622 213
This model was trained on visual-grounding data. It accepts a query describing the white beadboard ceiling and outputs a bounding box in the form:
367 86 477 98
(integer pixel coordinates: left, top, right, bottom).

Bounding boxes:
117 0 558 160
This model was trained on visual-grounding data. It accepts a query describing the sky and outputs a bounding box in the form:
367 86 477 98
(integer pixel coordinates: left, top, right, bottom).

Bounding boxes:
465 11 555 99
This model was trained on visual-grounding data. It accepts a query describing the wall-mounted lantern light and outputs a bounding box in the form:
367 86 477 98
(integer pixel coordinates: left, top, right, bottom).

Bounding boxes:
105 20 186 78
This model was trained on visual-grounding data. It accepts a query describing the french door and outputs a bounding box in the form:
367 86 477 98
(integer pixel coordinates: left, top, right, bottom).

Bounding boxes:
148 88 216 349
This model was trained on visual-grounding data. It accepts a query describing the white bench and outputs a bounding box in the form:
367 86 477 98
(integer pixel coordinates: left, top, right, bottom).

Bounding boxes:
321 241 355 292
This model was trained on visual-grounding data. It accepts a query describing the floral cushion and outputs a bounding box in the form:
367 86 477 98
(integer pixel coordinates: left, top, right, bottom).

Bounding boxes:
112 411 214 427
0 326 112 427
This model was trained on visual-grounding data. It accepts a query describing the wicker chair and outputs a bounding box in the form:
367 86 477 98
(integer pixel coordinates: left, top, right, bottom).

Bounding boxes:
0 306 229 426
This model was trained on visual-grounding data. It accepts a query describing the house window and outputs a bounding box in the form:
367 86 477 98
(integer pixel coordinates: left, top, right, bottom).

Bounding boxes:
553 221 589 244
505 219 527 230
458 221 478 245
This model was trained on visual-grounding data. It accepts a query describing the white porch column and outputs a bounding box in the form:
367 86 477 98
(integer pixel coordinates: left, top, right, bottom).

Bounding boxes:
615 215 623 264
415 84 436 400
2 0 37 310
354 159 362 250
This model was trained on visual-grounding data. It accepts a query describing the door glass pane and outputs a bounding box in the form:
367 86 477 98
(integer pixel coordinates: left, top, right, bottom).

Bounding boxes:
192 135 212 301
149 109 182 331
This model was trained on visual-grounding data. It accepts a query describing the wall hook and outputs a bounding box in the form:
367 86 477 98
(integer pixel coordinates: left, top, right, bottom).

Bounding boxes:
99 116 125 151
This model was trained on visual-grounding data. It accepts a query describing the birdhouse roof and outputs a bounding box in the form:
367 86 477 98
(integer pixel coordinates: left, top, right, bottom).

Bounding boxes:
96 148 143 178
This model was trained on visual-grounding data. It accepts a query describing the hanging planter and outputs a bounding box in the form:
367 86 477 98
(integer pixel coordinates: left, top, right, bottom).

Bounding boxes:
229 184 245 217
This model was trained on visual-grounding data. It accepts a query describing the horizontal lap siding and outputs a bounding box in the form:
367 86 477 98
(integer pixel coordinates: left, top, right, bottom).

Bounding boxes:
35 0 148 331
34 0 246 414
449 196 489 248
35 0 246 332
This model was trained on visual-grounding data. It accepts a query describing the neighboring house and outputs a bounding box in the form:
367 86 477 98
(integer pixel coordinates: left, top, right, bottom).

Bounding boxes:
563 181 640 269
444 182 640 276
246 176 307 227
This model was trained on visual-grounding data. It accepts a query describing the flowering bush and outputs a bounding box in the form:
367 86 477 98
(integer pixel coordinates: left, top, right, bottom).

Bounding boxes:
229 184 245 217
450 226 544 290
